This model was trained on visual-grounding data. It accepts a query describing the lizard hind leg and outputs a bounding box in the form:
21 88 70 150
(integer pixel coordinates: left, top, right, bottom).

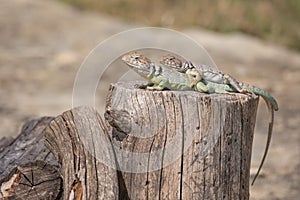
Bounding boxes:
147 80 169 91
239 87 253 94
213 87 237 95
224 74 252 94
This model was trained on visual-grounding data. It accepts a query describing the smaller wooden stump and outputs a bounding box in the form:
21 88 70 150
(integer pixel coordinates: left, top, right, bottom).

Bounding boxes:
105 81 259 200
0 117 62 199
1 161 62 199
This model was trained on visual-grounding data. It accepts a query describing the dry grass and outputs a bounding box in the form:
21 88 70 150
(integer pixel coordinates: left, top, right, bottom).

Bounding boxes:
59 0 300 51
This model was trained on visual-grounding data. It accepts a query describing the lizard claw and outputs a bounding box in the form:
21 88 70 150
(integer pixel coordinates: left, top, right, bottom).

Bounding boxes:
146 86 155 90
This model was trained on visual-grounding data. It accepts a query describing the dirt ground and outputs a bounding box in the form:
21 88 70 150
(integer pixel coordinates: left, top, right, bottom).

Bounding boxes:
0 0 299 199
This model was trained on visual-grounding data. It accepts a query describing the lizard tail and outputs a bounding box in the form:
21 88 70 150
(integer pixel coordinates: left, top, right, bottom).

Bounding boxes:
251 98 274 185
243 85 279 111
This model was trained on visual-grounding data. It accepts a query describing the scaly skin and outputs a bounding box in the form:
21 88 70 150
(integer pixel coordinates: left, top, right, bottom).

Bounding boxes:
160 54 247 93
123 52 278 185
121 52 208 92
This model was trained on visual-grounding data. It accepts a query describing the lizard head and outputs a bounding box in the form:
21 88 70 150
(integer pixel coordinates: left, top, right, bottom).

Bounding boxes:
160 54 183 71
122 52 153 78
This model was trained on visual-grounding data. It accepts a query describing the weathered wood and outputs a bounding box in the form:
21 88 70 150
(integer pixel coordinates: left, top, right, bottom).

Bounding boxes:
0 80 259 200
105 81 259 200
0 117 62 199
0 136 14 151
44 106 119 200
0 108 120 200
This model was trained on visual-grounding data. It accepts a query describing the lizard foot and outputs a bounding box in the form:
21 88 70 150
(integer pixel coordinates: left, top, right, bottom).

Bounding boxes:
146 86 156 90
215 90 233 94
146 86 166 91
240 88 253 94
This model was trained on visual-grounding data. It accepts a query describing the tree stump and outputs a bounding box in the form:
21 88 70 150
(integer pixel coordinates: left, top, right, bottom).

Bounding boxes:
0 81 259 200
0 117 62 199
105 81 259 200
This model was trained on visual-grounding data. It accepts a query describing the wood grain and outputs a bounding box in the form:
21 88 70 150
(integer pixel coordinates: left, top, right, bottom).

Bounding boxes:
0 117 62 199
0 81 259 200
44 107 119 200
105 81 258 200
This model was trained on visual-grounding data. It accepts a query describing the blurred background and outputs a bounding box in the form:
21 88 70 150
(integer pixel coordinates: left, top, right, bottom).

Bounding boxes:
60 0 300 51
0 0 299 199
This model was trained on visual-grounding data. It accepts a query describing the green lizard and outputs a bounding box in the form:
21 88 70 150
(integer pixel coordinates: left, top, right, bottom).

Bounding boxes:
122 51 278 185
121 52 209 92
159 54 278 185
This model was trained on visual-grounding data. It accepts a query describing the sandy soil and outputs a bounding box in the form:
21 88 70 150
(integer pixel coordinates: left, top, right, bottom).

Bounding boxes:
0 0 299 199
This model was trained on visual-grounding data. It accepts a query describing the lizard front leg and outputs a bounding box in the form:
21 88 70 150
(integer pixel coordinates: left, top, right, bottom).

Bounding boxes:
146 85 166 90
187 68 202 88
146 79 169 91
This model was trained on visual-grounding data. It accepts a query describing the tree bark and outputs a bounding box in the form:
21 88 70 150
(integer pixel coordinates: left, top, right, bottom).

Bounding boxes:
105 81 259 200
43 107 119 200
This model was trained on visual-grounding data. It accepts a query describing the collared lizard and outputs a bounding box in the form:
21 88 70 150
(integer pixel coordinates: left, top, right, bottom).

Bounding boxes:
121 52 209 91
